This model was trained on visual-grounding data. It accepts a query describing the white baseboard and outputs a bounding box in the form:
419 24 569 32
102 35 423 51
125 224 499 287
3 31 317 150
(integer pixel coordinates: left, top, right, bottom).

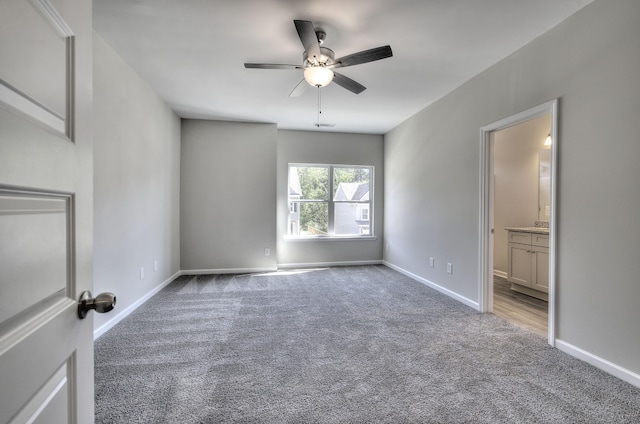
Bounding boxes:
555 340 640 389
93 270 181 340
277 260 383 269
493 269 507 279
182 267 277 275
383 261 479 310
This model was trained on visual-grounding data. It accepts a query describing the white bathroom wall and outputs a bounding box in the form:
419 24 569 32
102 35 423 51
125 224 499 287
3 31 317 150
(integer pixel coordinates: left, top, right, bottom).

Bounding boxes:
93 33 181 334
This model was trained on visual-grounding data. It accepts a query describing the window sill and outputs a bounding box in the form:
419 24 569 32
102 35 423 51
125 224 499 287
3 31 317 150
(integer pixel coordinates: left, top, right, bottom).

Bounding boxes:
284 235 377 242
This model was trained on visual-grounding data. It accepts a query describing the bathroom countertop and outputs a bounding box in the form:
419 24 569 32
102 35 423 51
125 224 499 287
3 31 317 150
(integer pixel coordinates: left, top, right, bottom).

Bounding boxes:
505 226 550 235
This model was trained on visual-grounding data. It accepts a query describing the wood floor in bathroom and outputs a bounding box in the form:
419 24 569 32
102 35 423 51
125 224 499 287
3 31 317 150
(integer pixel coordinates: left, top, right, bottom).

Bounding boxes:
493 276 548 337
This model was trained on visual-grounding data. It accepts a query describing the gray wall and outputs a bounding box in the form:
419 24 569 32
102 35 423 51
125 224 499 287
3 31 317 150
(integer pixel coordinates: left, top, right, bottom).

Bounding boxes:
494 114 550 274
384 0 640 374
180 120 277 272
93 33 181 331
179 125 382 270
277 130 384 266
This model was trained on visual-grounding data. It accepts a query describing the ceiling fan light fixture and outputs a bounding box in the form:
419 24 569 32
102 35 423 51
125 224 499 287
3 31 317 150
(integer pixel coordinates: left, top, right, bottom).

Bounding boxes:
304 66 334 87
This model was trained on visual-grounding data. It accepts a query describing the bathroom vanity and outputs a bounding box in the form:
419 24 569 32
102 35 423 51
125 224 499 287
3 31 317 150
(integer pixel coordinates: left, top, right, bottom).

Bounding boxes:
505 227 549 300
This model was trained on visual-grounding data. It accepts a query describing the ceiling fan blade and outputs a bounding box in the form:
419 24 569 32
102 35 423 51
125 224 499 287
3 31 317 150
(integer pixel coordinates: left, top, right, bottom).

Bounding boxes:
289 79 308 97
294 20 321 64
244 63 302 70
332 45 393 68
332 72 366 94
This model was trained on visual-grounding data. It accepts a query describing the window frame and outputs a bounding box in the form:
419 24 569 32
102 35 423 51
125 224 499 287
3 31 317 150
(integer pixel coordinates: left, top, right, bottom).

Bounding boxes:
287 163 375 240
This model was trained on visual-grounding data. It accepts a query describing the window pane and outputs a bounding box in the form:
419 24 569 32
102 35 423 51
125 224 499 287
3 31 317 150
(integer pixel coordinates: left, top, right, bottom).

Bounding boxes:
289 202 328 235
289 166 329 200
288 164 373 238
334 203 371 235
333 167 370 201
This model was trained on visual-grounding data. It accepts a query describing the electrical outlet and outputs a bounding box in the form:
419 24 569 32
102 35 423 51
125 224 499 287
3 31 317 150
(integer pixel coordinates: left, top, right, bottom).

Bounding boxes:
429 257 435 268
264 248 271 256
153 260 158 272
447 263 453 274
140 267 145 279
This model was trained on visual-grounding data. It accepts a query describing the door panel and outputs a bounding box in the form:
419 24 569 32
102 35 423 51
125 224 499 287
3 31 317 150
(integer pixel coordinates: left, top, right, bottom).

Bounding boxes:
0 0 72 135
0 0 94 422
0 191 70 323
2 340 73 424
29 364 70 424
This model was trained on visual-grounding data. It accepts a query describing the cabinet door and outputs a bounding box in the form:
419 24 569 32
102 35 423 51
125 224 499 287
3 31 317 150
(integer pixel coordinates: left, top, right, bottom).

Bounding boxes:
507 243 532 287
532 246 549 293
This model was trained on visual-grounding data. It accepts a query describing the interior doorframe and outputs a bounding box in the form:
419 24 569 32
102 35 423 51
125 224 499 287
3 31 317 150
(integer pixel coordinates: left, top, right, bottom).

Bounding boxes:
478 99 558 346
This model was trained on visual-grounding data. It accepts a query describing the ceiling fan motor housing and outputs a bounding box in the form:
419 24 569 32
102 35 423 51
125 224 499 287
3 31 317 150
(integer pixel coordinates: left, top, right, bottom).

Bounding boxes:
304 47 335 67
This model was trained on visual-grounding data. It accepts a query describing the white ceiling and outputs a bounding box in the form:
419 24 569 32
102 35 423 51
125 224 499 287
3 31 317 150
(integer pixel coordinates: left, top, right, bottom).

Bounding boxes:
93 0 593 134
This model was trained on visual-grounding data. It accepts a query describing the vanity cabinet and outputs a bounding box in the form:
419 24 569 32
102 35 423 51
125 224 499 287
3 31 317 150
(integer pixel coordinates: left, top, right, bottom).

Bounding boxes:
507 230 549 300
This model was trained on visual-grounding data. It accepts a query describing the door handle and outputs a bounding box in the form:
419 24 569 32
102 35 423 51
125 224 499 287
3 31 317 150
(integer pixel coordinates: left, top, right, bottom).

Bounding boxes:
77 291 116 319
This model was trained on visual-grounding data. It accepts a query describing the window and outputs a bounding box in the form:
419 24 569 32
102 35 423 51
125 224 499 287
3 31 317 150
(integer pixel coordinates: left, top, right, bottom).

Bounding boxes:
288 164 373 237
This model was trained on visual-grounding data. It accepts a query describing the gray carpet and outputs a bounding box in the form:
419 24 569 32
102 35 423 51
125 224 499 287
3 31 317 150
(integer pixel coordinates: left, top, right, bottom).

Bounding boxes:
95 265 640 423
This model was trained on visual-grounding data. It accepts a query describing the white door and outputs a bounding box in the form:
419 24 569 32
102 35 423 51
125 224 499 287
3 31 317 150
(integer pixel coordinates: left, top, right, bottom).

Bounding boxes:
0 0 96 422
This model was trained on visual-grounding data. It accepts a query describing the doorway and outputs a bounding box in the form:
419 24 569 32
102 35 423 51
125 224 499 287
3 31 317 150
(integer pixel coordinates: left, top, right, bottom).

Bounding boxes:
478 100 558 346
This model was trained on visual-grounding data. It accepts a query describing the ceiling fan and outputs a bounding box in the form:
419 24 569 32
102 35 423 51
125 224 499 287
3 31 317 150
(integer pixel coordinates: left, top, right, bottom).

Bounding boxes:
244 20 393 97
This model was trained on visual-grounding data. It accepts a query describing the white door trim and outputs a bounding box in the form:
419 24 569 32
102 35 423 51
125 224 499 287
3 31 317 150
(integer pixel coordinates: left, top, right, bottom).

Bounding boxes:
478 99 558 346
